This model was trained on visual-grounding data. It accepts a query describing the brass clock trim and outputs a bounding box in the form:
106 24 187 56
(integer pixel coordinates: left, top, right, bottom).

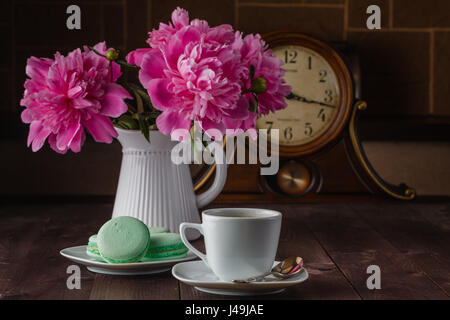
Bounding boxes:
348 101 416 200
193 137 227 192
262 31 353 157
277 160 312 196
193 163 216 192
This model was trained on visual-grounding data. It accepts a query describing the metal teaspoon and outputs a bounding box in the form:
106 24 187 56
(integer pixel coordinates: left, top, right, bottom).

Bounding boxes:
232 256 304 284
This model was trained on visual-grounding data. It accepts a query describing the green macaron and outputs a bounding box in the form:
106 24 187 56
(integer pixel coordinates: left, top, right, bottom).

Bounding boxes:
86 226 168 263
86 234 104 261
141 233 188 262
149 226 170 234
97 216 150 264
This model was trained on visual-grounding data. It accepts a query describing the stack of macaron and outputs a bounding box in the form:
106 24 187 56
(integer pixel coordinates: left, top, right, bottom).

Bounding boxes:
86 216 188 264
141 233 190 262
86 234 103 261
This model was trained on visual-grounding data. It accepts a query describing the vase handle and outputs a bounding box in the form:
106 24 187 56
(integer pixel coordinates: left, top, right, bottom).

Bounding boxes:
196 148 227 209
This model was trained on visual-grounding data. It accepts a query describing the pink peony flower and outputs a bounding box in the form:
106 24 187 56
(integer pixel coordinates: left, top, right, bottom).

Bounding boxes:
127 7 290 136
21 42 131 153
234 33 291 116
147 7 190 48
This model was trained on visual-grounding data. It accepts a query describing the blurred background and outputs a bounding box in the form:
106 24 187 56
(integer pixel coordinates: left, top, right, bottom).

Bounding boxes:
0 0 449 198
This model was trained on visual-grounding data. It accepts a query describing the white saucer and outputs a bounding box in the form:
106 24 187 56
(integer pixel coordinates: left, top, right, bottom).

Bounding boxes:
172 260 309 296
60 245 197 276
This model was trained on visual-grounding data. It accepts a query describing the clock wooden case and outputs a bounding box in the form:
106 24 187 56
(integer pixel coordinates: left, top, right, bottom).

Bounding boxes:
194 31 415 202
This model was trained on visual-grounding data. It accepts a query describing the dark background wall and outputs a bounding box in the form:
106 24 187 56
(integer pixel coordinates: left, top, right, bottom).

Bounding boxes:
0 0 449 197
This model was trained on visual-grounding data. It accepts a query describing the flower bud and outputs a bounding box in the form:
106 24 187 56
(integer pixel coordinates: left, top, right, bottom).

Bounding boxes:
105 49 119 61
250 77 267 94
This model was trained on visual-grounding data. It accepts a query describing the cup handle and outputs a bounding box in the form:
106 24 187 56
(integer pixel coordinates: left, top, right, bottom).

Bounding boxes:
179 222 208 266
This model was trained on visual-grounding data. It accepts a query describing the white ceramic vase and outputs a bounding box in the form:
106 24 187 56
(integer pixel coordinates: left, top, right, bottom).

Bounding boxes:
112 128 227 240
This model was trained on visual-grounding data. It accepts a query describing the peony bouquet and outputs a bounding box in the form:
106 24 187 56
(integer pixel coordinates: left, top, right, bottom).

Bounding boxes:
20 7 290 154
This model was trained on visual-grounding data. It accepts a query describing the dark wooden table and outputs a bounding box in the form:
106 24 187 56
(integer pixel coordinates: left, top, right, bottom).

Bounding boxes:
0 200 449 300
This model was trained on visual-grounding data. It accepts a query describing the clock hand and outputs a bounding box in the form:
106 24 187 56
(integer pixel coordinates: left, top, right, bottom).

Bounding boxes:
286 92 336 109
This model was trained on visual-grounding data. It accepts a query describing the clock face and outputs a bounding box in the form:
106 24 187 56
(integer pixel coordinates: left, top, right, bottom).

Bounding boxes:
257 45 341 146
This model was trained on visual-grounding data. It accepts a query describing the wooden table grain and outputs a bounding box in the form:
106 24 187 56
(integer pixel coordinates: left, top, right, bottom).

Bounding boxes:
0 200 449 300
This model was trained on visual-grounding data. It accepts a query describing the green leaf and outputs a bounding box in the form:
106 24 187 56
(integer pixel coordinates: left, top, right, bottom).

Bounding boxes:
250 65 255 80
190 124 203 164
252 93 259 114
133 114 150 142
125 101 137 114
140 118 150 143
248 98 254 112
129 112 151 142
129 83 152 107
131 88 145 113
190 125 195 142
246 93 259 115
113 114 139 130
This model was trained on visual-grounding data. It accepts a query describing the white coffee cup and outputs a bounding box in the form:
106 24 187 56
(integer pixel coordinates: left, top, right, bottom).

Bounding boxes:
179 208 282 282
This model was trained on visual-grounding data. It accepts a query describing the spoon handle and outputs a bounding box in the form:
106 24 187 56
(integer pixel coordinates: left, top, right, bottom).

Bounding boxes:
232 272 273 284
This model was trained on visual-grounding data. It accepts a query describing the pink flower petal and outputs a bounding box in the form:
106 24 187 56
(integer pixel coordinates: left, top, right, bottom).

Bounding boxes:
156 111 191 134
139 51 166 86
146 78 176 110
48 134 68 154
93 42 107 54
56 122 81 151
21 109 33 123
172 7 189 28
162 25 201 69
126 48 154 67
25 57 53 82
69 128 85 153
47 50 82 93
31 124 51 152
198 118 226 134
83 114 118 144
222 96 251 120
101 83 131 117
206 24 234 44
27 121 42 147
67 85 83 99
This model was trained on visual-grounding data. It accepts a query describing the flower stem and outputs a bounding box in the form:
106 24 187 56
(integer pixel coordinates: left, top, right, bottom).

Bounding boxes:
88 46 139 69
88 46 106 58
115 60 140 69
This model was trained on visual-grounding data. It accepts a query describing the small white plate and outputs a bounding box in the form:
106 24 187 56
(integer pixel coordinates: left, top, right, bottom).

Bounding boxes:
172 260 309 296
60 245 197 276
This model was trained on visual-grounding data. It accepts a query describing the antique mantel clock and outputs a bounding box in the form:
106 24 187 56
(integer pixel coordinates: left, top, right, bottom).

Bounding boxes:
194 31 415 201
